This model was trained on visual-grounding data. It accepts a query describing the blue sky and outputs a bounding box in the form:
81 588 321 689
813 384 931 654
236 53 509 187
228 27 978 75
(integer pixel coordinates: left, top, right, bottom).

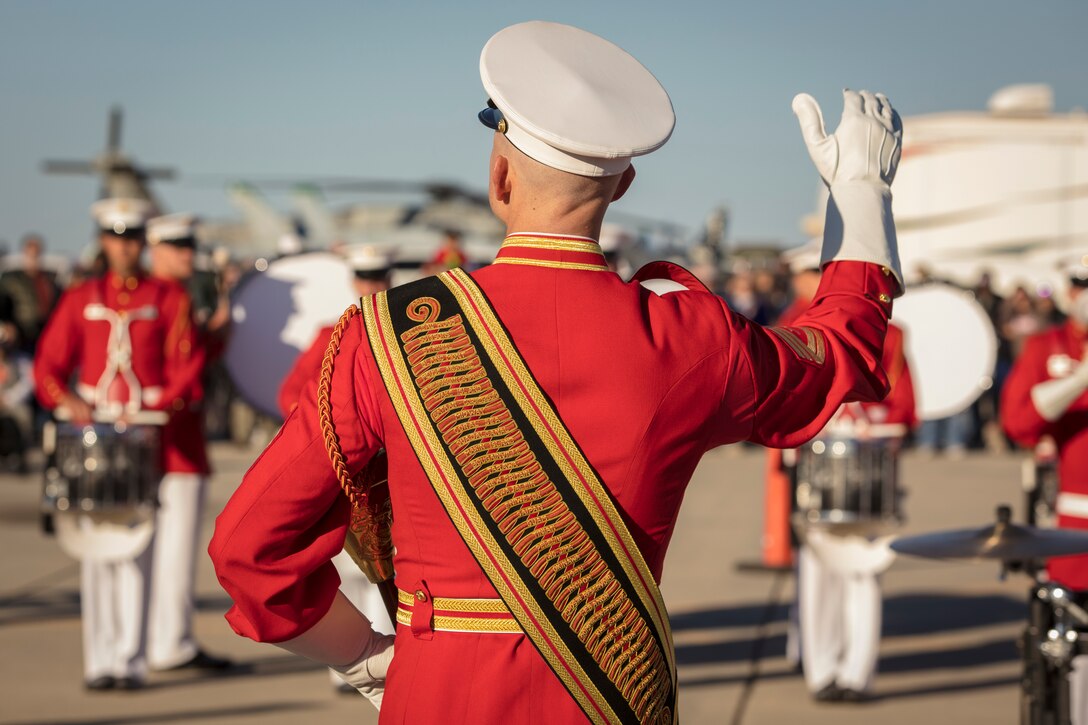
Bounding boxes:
1 0 1085 255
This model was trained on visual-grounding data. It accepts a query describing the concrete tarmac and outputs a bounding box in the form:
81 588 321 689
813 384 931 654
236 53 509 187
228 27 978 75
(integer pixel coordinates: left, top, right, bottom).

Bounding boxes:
0 442 1030 724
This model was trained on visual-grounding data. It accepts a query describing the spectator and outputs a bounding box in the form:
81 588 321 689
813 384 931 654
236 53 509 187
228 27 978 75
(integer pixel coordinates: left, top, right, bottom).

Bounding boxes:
754 266 789 322
1 234 60 353
724 268 771 325
972 272 1009 451
0 291 30 471
1001 285 1044 358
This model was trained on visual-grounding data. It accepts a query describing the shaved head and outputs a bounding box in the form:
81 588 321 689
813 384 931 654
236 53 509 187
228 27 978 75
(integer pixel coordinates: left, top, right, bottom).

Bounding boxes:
487 134 635 238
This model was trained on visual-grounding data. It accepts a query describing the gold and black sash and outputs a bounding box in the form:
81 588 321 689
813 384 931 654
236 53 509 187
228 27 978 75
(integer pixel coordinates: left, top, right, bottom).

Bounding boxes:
362 268 677 725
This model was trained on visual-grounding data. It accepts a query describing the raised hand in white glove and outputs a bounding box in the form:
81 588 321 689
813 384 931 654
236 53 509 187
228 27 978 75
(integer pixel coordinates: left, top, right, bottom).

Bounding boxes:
792 89 904 292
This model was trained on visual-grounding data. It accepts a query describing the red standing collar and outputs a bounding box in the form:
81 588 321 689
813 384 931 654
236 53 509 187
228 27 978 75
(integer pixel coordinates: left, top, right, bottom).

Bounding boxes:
493 233 610 272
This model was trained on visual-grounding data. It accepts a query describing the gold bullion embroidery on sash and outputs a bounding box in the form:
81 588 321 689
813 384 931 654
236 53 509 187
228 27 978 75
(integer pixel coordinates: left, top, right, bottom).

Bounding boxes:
768 325 827 365
376 286 674 723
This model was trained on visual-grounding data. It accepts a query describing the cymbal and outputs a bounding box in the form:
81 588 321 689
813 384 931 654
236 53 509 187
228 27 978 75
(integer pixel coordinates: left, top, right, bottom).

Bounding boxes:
891 505 1088 561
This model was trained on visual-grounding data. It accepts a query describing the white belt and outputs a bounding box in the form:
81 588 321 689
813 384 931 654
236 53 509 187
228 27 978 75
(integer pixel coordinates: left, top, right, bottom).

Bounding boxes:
1056 492 1088 520
77 383 163 411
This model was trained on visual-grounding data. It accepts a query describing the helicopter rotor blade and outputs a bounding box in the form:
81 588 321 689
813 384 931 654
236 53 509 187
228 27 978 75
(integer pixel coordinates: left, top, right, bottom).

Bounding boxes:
42 160 99 175
107 106 123 153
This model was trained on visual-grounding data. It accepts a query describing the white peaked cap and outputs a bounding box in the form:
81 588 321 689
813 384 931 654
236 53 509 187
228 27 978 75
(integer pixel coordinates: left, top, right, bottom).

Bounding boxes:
147 213 198 245
344 244 393 272
90 198 154 235
783 239 823 275
480 21 675 177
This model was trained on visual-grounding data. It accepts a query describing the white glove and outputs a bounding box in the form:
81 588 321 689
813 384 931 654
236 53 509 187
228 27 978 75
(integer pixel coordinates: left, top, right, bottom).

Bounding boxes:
1031 358 1088 422
276 592 395 711
330 633 395 709
793 89 904 291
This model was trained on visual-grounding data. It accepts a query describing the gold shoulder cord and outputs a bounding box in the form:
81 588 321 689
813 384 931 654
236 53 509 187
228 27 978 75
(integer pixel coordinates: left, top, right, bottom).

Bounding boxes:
317 304 395 586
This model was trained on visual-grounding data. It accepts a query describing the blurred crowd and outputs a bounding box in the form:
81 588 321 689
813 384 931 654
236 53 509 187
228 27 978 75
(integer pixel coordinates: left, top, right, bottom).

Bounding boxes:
0 231 1068 464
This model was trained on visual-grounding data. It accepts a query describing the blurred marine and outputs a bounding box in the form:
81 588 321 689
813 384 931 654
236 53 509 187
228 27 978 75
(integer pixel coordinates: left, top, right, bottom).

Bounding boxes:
34 199 203 690
145 214 232 672
782 240 917 702
1002 259 1088 724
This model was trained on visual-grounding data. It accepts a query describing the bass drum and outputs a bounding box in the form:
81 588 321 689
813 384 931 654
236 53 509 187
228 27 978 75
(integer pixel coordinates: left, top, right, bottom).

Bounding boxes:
225 253 357 419
893 283 998 420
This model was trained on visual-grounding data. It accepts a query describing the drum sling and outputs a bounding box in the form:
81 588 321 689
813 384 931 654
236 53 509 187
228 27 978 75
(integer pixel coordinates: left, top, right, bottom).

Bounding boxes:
360 268 677 725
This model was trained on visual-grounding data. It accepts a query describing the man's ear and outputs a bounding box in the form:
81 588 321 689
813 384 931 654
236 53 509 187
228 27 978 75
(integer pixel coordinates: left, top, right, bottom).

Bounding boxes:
611 164 637 202
490 153 512 206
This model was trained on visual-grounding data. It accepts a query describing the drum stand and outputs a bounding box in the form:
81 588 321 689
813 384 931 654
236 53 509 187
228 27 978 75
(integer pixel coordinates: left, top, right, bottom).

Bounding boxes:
1021 578 1088 725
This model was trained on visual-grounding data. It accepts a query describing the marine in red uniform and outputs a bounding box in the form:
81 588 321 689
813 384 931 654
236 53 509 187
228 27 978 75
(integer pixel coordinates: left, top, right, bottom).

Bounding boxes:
211 22 905 722
144 214 232 672
1002 262 1088 590
35 198 203 690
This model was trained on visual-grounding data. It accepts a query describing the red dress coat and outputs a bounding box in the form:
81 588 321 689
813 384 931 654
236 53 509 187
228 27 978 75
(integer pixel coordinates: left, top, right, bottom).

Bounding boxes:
1002 320 1088 589
34 271 204 473
210 236 897 723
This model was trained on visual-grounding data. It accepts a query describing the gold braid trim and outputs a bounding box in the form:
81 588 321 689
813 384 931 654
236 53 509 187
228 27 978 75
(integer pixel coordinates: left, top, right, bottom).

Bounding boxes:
317 304 395 584
395 608 523 633
318 304 362 506
396 588 510 614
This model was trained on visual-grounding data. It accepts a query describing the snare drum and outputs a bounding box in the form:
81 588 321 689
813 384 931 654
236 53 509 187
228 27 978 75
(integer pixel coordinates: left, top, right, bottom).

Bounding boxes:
794 435 901 528
42 422 162 515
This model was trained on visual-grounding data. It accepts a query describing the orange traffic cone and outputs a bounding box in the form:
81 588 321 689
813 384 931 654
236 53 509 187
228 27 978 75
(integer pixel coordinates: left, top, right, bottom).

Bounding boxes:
761 450 794 568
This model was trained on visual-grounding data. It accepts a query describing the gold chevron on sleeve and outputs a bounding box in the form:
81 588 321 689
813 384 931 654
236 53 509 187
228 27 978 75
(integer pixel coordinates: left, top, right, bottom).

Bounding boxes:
769 325 827 365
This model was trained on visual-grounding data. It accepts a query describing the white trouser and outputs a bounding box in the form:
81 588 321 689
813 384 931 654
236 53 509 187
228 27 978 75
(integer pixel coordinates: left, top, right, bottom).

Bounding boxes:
328 549 395 687
81 545 153 680
1072 655 1088 725
148 473 207 669
785 585 801 668
798 543 882 692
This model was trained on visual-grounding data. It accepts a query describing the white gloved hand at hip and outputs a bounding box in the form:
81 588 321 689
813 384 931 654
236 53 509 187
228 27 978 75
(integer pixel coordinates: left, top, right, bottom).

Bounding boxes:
1031 353 1088 422
793 89 904 291
276 592 395 712
330 633 395 710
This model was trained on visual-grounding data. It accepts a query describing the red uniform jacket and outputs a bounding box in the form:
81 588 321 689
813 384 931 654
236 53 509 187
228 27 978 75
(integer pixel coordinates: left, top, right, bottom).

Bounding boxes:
160 279 211 475
1002 320 1088 589
34 271 205 474
277 324 334 419
210 238 897 723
